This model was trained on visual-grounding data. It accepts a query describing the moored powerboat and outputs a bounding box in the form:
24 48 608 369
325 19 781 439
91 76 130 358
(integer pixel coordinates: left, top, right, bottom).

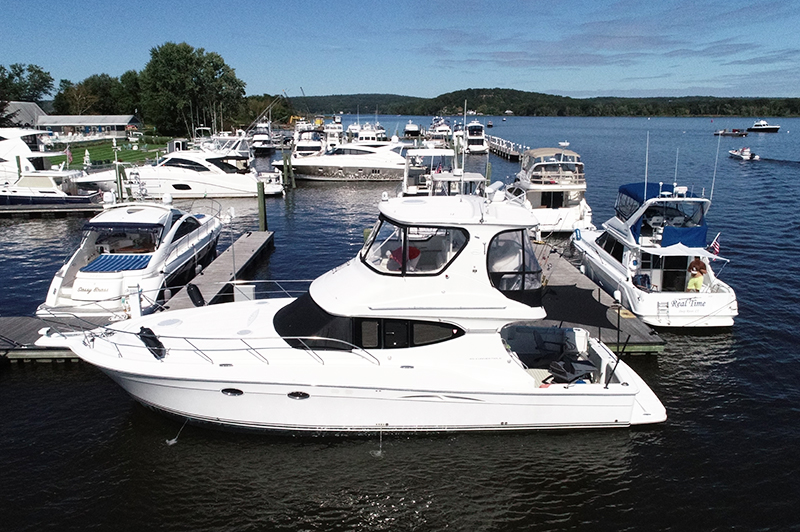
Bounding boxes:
571 181 738 328
39 194 666 433
0 128 98 205
729 147 759 161
282 140 413 181
465 120 489 154
505 145 594 233
746 119 780 133
37 195 223 319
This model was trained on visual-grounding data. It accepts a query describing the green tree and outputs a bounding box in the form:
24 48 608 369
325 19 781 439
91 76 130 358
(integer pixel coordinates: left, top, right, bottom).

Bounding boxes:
0 63 54 102
140 42 246 136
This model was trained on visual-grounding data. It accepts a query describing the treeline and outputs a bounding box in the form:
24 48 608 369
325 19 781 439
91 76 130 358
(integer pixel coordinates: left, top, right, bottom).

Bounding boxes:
294 88 800 118
0 45 294 136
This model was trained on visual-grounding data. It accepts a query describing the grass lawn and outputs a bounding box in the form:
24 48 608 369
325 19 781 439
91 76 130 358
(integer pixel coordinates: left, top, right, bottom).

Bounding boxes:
46 137 170 170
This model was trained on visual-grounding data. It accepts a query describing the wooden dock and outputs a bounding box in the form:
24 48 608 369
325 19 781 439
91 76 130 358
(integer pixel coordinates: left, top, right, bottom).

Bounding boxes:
487 135 528 161
0 203 104 218
534 243 663 354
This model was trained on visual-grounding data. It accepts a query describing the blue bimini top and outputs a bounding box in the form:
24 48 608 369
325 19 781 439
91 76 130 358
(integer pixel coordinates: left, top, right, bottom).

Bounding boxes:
80 254 152 273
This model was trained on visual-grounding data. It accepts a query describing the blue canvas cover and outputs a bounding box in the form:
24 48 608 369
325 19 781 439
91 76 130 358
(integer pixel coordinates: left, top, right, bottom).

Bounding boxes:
661 225 708 247
618 182 708 247
81 254 152 273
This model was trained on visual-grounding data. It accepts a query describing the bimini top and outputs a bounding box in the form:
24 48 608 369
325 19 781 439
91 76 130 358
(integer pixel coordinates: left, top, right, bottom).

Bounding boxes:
612 182 711 248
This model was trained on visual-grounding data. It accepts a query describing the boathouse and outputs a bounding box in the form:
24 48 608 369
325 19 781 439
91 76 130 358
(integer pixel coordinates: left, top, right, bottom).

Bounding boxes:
36 114 142 139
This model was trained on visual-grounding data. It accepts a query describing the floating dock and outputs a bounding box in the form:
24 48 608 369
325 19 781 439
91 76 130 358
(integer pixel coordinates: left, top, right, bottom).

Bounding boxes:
0 203 104 219
1 233 663 364
487 135 528 161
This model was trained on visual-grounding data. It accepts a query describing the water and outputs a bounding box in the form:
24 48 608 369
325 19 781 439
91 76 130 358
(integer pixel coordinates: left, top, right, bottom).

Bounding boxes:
2 116 800 531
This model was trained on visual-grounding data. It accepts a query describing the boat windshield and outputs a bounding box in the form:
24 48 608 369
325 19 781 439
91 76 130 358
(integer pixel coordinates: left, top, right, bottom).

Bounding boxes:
82 222 164 254
487 229 543 307
361 217 468 275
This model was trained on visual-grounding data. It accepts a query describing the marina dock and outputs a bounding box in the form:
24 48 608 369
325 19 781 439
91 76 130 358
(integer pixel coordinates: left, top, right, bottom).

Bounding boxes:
0 203 104 218
487 135 528 161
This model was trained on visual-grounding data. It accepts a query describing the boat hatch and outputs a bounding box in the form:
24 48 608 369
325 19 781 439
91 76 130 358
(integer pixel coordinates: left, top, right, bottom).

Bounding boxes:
81 254 152 272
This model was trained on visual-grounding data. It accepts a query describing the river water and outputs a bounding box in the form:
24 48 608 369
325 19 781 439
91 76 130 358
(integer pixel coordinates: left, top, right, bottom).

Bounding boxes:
2 116 799 531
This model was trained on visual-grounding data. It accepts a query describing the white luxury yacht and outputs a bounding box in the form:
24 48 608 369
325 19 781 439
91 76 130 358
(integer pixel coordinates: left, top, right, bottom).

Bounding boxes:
571 181 738 328
74 143 277 199
283 138 413 181
39 194 666 433
465 120 489 154
505 145 594 233
37 195 223 320
0 128 97 205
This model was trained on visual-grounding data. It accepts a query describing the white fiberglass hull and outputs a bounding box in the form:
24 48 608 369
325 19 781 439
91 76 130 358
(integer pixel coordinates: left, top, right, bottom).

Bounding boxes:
79 167 264 198
43 299 665 433
574 238 738 328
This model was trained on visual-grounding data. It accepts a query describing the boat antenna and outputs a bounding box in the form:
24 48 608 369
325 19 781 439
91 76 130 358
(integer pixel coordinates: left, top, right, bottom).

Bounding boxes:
710 132 721 201
674 147 679 183
644 131 649 194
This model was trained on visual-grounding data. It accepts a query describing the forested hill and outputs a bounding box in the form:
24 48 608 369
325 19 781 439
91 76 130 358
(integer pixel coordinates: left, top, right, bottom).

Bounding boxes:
291 88 800 117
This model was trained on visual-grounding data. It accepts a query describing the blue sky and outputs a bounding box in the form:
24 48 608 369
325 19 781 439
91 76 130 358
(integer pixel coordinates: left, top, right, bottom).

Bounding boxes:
4 0 799 99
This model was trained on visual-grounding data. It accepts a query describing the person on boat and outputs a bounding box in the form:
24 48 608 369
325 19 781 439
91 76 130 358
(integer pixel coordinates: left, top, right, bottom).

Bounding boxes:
686 256 707 292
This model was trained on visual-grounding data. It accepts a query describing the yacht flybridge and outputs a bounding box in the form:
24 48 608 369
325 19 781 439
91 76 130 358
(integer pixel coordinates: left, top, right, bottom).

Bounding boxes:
571 182 738 328
39 194 665 433
505 146 594 233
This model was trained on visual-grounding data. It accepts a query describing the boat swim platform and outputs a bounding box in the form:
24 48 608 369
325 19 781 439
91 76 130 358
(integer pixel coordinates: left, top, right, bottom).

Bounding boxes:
0 231 275 363
0 203 104 218
534 242 664 355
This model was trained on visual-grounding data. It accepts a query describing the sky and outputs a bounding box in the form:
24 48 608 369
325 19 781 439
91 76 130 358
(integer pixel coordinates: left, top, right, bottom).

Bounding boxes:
3 0 800 100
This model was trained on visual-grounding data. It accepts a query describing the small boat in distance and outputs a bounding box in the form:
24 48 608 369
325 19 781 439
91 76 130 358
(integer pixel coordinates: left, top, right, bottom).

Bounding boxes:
729 147 760 161
714 129 748 137
746 119 780 133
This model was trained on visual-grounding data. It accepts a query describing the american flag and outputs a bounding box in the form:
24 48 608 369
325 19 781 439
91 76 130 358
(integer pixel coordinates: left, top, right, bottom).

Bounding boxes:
708 233 720 255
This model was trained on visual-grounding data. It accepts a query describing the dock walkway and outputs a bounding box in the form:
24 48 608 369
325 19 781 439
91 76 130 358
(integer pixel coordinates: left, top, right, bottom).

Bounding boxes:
487 135 528 162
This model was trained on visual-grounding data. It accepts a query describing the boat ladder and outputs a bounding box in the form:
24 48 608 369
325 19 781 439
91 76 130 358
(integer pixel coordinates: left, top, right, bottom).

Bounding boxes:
657 301 670 325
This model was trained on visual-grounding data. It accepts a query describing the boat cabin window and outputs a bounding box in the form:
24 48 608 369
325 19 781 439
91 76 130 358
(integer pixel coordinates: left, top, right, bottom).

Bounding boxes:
487 229 543 307
595 233 624 263
172 217 200 241
84 223 163 254
273 293 465 350
162 158 210 172
361 217 468 275
207 158 240 174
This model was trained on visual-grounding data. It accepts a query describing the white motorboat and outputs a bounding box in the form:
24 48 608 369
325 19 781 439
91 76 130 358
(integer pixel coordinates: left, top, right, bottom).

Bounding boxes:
39 193 665 433
746 119 780 133
427 116 452 147
282 140 413 181
505 145 594 233
729 147 760 161
74 147 275 199
37 196 223 320
399 147 492 199
571 181 738 328
291 120 325 157
403 120 423 139
250 122 278 156
0 128 97 205
465 120 489 154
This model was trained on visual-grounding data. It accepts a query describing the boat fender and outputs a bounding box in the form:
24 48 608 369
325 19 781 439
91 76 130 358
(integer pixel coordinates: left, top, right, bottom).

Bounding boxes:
574 228 581 241
138 327 166 360
186 283 206 307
